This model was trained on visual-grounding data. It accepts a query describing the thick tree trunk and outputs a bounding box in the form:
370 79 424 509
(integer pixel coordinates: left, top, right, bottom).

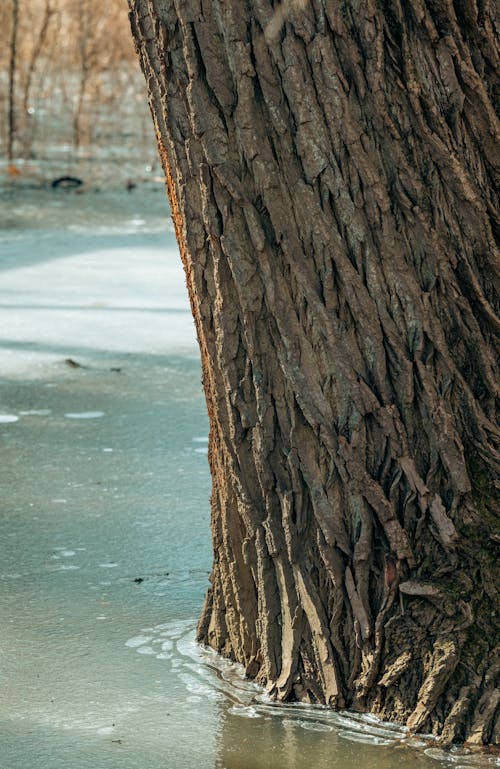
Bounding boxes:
129 0 499 745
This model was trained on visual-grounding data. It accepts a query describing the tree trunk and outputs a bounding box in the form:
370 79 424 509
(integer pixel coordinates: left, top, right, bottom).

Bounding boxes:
128 0 499 745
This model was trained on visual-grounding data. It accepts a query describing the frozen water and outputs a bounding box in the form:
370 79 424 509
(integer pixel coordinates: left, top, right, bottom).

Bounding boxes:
0 414 19 423
125 635 153 648
64 411 105 419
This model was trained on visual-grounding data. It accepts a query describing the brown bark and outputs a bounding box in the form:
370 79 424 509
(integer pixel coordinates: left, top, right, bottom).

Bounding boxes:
128 0 499 745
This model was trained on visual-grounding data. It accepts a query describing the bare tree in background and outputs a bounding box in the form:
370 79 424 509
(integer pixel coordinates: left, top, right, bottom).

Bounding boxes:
20 0 54 154
7 0 19 162
129 0 499 746
0 0 151 163
72 0 96 148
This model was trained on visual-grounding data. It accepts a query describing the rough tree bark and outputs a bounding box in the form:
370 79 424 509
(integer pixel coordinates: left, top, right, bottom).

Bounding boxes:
129 0 499 745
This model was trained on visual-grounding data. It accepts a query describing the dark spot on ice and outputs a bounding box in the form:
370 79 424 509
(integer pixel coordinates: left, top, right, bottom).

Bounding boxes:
51 175 83 189
64 358 84 368
134 577 144 584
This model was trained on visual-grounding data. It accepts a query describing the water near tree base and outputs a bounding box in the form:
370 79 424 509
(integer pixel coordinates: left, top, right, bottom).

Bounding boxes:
0 187 495 769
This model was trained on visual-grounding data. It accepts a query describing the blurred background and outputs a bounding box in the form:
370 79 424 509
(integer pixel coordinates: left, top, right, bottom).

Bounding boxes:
0 0 159 189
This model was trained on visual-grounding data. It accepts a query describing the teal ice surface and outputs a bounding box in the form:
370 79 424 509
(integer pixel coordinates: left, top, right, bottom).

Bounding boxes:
0 188 492 769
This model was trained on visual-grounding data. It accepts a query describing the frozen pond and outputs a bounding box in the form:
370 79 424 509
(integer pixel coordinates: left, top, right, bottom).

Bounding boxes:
0 187 494 769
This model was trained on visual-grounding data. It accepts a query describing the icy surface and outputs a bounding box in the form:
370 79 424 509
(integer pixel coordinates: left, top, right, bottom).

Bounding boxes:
0 186 492 769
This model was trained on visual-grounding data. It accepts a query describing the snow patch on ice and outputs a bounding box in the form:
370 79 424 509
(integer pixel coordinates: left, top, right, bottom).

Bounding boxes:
19 409 51 416
125 635 153 648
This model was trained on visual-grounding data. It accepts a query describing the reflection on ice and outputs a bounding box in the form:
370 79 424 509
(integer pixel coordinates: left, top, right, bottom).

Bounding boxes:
64 411 105 419
0 414 19 423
